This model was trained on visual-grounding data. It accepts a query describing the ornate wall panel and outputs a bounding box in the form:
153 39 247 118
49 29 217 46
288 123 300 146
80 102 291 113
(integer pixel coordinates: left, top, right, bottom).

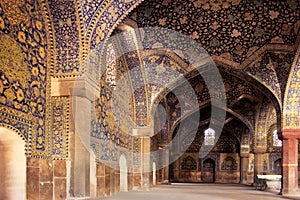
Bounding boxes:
51 97 69 159
220 153 239 171
284 54 300 128
91 77 137 164
255 99 271 147
181 155 197 171
245 52 294 103
0 0 50 157
131 0 299 64
221 156 238 171
80 0 105 31
48 0 81 77
89 0 143 49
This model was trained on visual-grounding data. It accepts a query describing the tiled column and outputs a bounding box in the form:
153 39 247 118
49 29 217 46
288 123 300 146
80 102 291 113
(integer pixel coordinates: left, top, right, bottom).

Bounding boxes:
240 153 249 184
281 129 300 196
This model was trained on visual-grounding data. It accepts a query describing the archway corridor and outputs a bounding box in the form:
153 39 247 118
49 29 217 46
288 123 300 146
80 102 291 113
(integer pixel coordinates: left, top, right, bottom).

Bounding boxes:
1 0 300 199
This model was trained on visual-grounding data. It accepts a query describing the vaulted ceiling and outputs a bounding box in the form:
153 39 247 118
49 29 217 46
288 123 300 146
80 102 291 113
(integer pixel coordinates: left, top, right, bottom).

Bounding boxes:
104 0 300 150
116 0 300 104
109 0 300 124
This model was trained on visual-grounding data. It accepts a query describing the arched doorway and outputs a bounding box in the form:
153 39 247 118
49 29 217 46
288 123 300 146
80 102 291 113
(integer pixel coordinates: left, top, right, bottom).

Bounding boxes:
202 158 216 183
119 155 128 192
0 127 26 199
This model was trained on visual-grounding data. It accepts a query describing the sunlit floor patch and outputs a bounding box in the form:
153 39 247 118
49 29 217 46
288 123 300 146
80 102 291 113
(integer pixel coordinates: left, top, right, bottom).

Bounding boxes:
100 183 285 200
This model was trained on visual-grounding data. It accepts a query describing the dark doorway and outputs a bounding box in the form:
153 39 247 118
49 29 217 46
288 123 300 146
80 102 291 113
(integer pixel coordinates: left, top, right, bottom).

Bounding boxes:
202 158 216 183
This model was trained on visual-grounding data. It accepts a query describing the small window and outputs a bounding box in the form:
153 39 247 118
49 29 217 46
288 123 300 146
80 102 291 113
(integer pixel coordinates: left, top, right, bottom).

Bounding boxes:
273 130 282 147
204 128 215 146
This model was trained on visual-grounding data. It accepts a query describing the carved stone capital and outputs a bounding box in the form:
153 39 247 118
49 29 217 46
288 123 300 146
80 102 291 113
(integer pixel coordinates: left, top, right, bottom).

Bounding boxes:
51 76 98 101
253 147 266 154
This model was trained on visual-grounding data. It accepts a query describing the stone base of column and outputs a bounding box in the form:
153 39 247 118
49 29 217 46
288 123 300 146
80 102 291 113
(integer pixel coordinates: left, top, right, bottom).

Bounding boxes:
240 154 249 185
280 192 300 199
253 150 265 185
141 172 151 191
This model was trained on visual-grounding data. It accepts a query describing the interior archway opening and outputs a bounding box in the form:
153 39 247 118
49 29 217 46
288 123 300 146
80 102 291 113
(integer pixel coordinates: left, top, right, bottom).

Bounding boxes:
0 127 26 200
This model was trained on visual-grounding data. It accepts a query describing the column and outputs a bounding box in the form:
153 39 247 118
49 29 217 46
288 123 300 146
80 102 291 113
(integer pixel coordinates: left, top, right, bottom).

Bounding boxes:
173 158 180 181
54 160 67 200
141 136 151 190
281 129 300 196
240 153 249 185
132 128 153 191
162 149 169 184
68 96 91 199
51 77 96 199
253 148 265 184
90 153 97 198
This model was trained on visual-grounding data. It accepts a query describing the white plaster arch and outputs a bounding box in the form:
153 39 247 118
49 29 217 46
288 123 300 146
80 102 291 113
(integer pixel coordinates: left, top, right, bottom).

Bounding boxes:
0 127 26 200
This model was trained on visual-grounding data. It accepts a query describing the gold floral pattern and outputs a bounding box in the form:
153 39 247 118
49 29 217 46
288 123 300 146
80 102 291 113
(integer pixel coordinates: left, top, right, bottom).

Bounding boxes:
0 0 29 25
131 0 299 63
0 0 48 156
0 17 4 29
0 34 29 87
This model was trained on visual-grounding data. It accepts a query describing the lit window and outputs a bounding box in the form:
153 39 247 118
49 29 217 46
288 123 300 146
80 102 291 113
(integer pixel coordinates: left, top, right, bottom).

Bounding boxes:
273 130 282 147
105 43 116 88
204 128 215 146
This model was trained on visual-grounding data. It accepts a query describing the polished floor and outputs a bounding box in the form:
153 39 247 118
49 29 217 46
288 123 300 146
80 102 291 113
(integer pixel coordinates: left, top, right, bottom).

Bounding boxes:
101 183 288 200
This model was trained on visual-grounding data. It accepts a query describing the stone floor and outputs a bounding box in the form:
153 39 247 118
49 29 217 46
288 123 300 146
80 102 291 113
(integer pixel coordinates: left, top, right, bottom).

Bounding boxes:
100 183 290 200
